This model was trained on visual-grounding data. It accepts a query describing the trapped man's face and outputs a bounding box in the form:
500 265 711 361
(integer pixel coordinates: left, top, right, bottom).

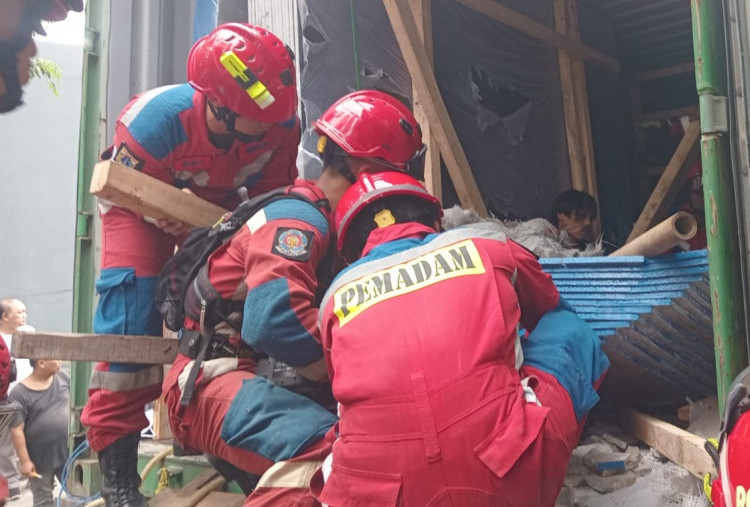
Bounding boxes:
557 212 594 244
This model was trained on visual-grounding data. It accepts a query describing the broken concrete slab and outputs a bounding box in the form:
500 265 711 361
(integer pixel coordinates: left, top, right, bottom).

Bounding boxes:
584 471 637 493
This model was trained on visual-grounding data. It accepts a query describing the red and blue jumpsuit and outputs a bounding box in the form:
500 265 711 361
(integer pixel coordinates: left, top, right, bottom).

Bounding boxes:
81 83 301 452
316 223 609 506
162 180 338 506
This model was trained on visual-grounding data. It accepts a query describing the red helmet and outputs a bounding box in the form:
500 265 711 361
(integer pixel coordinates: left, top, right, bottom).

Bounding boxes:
313 90 426 178
188 23 297 123
708 367 750 507
335 171 442 260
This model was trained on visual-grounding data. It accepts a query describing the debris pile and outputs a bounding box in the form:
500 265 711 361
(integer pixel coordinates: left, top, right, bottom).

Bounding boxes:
559 420 705 507
441 206 604 257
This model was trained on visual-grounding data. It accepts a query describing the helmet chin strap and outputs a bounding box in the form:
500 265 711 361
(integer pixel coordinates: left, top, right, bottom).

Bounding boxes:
0 43 24 113
207 100 264 143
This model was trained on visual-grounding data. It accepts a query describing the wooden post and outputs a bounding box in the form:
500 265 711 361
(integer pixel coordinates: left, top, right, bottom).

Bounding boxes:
408 0 442 199
554 0 601 235
626 121 701 242
384 0 487 215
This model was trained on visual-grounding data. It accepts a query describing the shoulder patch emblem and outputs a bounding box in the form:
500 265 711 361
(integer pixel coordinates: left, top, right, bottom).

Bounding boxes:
113 143 145 171
272 228 314 262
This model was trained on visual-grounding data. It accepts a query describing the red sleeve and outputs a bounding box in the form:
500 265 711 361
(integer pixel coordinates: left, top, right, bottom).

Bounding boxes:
236 206 330 366
245 120 301 198
507 240 559 332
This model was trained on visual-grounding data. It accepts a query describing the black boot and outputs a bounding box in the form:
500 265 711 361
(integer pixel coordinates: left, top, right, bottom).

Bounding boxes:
98 433 148 507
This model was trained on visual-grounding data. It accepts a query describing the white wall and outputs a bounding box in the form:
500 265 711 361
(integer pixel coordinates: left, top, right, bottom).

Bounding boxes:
0 40 84 332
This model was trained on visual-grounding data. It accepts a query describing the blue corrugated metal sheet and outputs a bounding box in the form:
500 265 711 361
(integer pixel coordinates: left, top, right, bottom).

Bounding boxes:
540 250 715 403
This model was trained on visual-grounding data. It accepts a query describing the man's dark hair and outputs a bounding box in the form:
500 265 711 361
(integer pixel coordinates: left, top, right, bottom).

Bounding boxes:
549 190 597 227
29 359 36 368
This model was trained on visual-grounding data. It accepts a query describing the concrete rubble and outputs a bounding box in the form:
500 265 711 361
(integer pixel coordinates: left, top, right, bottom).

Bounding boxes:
558 419 707 507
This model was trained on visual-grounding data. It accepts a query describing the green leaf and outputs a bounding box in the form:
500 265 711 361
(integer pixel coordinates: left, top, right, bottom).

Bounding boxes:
29 57 62 96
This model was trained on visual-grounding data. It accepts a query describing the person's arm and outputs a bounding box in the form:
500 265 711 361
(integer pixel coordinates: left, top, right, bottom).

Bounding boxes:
237 198 330 377
507 240 560 332
10 423 35 478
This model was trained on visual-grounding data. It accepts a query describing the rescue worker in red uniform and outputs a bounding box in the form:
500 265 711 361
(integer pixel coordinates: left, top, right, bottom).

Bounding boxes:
80 24 301 506
705 366 750 507
316 172 609 506
161 90 429 506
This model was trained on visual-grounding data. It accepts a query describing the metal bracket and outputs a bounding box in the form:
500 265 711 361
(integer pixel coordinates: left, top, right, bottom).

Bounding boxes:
700 94 729 134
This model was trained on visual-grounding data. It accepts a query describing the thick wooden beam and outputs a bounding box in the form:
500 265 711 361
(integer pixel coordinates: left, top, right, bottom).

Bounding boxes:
90 160 229 227
409 0 442 199
626 121 701 242
554 0 600 236
12 331 177 364
384 0 487 215
453 0 620 72
635 62 695 82
619 408 716 478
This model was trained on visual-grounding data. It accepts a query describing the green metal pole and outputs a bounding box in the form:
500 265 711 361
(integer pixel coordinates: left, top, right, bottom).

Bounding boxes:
691 0 749 412
71 0 107 448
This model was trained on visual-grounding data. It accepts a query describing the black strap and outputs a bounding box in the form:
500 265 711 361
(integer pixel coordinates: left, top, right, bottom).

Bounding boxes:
179 332 210 407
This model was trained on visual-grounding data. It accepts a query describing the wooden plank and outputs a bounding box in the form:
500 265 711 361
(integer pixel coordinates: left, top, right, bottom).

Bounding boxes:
194 492 245 507
619 408 716 478
638 105 699 123
626 121 701 242
150 470 225 507
408 0 442 199
90 160 229 227
453 0 620 72
12 331 177 364
384 0 487 215
635 62 695 82
153 365 174 440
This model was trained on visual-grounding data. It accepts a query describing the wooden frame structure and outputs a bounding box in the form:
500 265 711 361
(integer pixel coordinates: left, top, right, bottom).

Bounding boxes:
383 0 613 220
384 0 696 242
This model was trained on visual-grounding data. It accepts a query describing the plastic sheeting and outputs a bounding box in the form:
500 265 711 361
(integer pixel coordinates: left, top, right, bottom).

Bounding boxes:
296 0 569 221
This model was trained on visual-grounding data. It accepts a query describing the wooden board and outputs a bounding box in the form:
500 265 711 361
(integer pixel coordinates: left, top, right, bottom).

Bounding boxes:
409 0 442 199
553 0 600 236
453 0 620 72
619 408 716 478
194 491 245 507
90 160 229 227
149 470 225 507
11 331 177 364
626 121 701 242
153 365 174 440
384 0 488 216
